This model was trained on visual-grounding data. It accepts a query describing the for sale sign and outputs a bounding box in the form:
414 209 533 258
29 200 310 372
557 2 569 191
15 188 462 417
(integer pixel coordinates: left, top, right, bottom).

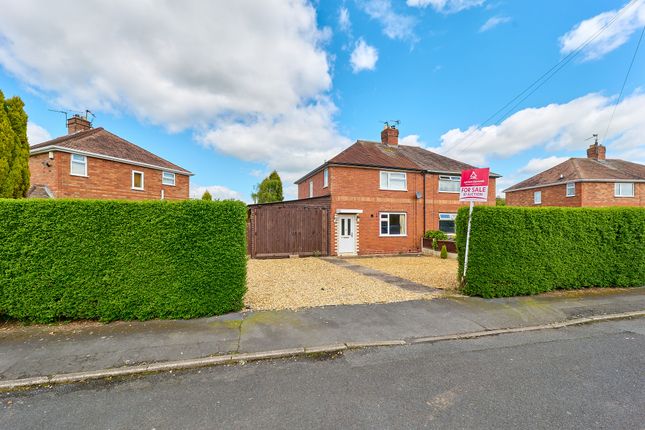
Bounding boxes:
460 168 490 202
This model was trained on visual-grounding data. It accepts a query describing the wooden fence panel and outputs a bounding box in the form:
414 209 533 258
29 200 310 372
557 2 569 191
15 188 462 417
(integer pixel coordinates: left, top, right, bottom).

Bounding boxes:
248 205 329 258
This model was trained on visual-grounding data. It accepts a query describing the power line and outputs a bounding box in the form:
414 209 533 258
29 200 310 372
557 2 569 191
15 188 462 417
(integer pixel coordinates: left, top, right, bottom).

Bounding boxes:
602 24 645 144
442 0 639 157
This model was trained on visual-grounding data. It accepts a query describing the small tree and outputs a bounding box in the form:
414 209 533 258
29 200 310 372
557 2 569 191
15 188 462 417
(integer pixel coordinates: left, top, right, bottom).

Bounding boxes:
201 190 212 201
252 170 284 203
496 197 506 206
440 245 448 259
0 90 30 198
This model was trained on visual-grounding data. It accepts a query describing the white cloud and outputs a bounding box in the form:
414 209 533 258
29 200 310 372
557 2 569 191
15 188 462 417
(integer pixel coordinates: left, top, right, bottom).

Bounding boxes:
399 134 425 146
339 6 351 33
428 91 645 166
479 15 511 32
0 1 350 192
358 0 417 41
26 121 51 145
350 39 379 72
559 0 645 61
190 184 244 201
517 156 570 175
406 0 485 13
199 97 351 195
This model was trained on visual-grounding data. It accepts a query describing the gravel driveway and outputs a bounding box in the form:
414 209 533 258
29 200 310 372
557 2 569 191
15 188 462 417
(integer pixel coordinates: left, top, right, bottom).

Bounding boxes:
352 256 459 290
245 257 438 311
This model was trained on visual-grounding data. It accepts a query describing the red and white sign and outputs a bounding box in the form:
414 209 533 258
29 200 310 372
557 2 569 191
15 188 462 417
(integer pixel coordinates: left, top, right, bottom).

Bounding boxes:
460 168 490 202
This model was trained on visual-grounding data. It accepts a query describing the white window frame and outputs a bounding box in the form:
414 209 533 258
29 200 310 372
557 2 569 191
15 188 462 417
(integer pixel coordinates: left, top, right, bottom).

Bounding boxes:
132 170 145 191
566 182 575 197
379 171 407 191
534 191 542 205
438 175 461 193
309 180 314 198
323 168 329 188
438 213 457 235
70 154 87 177
379 212 407 237
162 171 176 186
614 182 634 197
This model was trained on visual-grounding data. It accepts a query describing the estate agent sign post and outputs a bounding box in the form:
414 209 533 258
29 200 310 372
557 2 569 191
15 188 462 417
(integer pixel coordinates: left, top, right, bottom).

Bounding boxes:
460 167 490 280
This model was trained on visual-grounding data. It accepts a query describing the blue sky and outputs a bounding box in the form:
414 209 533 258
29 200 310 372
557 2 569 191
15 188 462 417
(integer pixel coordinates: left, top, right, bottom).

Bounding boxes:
1 0 643 200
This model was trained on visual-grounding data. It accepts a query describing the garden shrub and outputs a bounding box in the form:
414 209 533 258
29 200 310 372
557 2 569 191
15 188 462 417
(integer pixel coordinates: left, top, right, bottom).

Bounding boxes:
424 230 448 241
0 199 247 323
440 245 448 259
456 206 645 298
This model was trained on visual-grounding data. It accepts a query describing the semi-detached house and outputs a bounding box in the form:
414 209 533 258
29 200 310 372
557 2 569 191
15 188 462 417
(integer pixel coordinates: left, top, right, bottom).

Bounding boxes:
291 125 499 256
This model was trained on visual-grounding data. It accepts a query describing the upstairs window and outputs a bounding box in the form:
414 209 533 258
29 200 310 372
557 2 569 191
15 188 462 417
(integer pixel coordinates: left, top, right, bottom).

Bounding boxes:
438 175 460 193
380 171 407 191
438 213 457 234
309 180 314 198
70 154 87 176
615 182 634 197
566 182 575 197
323 168 329 188
534 191 541 205
162 171 176 186
132 171 145 190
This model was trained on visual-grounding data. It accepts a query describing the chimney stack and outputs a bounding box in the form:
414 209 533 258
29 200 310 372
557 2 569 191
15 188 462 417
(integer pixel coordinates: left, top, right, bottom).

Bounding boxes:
586 143 606 161
67 114 92 135
381 124 399 146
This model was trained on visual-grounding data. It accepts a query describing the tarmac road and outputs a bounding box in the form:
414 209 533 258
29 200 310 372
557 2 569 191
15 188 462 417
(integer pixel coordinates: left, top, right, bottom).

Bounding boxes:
1 317 643 430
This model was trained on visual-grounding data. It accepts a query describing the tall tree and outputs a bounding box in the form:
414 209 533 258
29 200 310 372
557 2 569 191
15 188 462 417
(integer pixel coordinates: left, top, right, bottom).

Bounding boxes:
252 170 284 203
0 90 30 198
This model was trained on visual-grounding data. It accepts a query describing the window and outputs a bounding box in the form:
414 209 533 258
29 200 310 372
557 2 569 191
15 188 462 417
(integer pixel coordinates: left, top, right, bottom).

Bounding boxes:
534 191 541 205
162 171 175 186
323 168 329 188
438 175 460 193
566 182 575 197
438 213 457 234
309 180 314 198
70 154 87 176
380 171 407 191
615 182 634 197
132 171 144 190
380 212 407 236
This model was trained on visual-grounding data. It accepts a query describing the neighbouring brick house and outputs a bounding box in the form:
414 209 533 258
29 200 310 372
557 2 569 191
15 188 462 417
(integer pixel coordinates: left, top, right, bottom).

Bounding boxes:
504 142 645 207
28 115 192 200
287 125 499 256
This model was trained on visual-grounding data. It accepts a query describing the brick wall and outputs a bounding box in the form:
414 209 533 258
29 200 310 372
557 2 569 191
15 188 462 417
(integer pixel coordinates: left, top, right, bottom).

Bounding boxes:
506 182 644 207
297 168 330 199
29 151 189 200
327 166 496 255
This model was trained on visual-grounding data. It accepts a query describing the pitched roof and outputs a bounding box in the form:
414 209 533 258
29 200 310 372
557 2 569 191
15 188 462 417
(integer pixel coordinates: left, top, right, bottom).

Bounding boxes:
297 140 499 183
30 128 192 174
504 158 645 192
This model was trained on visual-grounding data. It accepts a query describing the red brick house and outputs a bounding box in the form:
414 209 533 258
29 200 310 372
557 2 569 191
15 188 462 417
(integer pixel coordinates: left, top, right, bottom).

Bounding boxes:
289 125 498 256
28 115 192 200
505 143 645 207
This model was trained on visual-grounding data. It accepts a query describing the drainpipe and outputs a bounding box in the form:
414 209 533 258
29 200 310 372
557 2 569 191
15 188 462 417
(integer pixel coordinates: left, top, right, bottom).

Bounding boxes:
422 172 426 250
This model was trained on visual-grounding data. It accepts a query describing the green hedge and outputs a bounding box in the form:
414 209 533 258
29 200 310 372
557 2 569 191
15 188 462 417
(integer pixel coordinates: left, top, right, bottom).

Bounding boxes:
456 206 645 298
0 199 247 322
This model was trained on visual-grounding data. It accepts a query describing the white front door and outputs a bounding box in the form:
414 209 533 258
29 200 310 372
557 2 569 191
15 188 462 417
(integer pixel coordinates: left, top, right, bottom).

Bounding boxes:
337 215 356 255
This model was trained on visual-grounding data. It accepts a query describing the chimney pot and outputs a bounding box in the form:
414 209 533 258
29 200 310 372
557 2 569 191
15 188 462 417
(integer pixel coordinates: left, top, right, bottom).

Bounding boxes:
586 143 606 161
67 114 92 135
381 125 399 145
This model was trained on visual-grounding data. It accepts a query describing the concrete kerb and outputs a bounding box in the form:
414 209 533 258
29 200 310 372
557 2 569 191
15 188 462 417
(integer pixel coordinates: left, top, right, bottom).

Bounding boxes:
1 310 643 392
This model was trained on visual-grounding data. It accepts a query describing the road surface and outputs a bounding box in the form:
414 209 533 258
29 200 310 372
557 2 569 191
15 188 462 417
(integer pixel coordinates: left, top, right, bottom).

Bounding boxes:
2 318 643 429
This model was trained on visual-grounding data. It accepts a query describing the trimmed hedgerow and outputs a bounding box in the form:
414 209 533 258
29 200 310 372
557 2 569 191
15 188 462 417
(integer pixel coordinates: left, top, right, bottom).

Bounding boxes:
0 199 247 323
456 206 645 298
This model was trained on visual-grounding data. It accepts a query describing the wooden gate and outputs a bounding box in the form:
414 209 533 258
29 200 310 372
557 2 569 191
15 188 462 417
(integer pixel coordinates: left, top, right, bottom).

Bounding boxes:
248 200 330 258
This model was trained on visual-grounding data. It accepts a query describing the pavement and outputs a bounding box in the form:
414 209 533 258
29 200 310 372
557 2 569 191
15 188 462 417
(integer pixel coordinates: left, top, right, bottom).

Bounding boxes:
1 287 644 389
2 318 644 429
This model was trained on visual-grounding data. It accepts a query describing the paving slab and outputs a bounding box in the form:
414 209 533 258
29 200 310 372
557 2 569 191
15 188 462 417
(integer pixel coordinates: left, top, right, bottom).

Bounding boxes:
0 287 643 381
